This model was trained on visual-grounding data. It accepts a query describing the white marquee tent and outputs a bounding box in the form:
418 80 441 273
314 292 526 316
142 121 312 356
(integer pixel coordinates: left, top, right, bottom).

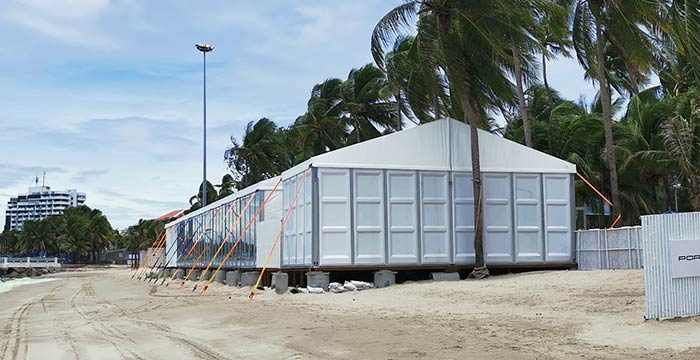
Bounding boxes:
281 118 576 269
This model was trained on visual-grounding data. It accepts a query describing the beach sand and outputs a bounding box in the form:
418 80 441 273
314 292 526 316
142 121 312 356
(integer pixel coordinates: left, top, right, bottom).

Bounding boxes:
1 267 699 359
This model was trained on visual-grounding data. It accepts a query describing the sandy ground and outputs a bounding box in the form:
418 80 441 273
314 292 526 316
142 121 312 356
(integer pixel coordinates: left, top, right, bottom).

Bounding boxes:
1 268 700 360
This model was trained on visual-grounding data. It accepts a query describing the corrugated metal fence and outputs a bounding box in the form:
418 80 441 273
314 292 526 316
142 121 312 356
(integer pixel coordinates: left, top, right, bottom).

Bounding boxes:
643 212 700 320
576 226 643 270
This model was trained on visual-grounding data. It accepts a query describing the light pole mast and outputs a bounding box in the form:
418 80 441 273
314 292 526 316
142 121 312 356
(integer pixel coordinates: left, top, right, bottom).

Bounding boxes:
195 43 214 208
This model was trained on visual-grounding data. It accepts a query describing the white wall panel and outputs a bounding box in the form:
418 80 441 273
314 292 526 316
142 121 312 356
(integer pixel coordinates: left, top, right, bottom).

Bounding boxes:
453 172 475 264
420 172 450 264
295 174 306 265
255 191 282 269
484 173 514 264
319 169 352 265
353 170 385 265
165 226 177 268
283 173 313 267
303 173 313 265
513 174 544 262
387 171 419 264
282 177 297 266
544 174 573 262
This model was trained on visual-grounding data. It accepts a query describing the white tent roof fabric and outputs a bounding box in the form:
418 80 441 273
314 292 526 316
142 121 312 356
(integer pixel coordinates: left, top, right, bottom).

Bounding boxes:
165 176 281 228
282 118 576 179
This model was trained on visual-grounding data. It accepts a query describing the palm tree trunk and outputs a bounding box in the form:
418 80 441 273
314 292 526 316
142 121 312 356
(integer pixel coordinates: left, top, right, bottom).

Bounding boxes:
663 175 672 211
513 45 532 147
433 90 440 120
542 51 549 90
460 92 489 279
396 91 403 130
355 117 361 143
595 22 621 223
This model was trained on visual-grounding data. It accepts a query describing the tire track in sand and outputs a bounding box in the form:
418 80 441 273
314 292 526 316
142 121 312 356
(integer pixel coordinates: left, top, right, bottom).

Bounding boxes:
0 283 63 360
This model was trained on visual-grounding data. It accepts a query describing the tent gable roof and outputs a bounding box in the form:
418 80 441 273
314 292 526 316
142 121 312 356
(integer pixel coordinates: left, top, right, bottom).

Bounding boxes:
283 118 575 177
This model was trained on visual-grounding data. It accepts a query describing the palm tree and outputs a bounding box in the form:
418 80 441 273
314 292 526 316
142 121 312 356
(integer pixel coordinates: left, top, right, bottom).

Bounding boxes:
224 118 289 189
59 210 90 262
294 78 347 160
373 0 540 278
85 208 113 263
382 36 416 128
660 89 700 210
572 0 659 223
217 174 235 199
534 0 573 89
188 181 218 211
339 64 399 143
0 230 20 254
617 88 674 216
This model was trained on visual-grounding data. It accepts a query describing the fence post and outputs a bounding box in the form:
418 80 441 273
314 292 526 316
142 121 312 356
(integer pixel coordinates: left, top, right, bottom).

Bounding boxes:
604 228 610 269
627 227 633 269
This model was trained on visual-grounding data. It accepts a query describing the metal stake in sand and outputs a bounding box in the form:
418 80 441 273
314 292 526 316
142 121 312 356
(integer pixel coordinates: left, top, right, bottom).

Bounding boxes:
157 227 197 285
199 178 282 295
131 230 163 279
143 228 174 282
191 194 256 292
576 172 621 228
164 206 228 287
136 230 166 280
147 227 178 283
132 230 164 279
249 169 310 300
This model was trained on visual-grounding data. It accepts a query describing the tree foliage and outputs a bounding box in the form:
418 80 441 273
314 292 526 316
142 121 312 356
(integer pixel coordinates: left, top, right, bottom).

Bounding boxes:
0 205 114 263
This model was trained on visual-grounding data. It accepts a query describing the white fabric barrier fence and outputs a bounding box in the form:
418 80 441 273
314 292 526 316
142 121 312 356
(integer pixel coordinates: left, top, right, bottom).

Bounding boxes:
576 226 643 270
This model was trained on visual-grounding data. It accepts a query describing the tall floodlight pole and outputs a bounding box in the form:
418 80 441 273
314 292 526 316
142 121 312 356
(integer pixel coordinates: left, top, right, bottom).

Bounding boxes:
196 43 214 208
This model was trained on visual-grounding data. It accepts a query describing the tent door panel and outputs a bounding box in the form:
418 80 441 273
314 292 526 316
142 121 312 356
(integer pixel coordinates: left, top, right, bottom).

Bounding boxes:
353 169 386 265
420 171 450 264
388 170 419 264
514 174 544 262
318 168 352 265
484 173 514 264
543 174 573 263
453 172 475 264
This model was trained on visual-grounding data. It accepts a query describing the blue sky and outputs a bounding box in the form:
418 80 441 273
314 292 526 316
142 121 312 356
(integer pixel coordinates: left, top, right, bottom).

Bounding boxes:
0 0 598 229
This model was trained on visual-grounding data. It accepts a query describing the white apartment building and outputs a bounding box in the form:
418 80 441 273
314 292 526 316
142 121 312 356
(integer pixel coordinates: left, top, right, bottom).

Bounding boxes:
4 186 86 231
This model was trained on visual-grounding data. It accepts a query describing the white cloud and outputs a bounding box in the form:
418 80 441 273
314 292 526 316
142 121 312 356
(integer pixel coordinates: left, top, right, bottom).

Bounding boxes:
1 0 117 49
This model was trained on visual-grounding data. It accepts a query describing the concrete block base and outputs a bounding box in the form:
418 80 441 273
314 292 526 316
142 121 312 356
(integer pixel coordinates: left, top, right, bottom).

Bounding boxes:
374 270 396 288
240 271 260 287
214 271 225 284
306 271 330 291
430 272 460 281
226 271 241 286
272 272 288 294
201 270 212 282
175 269 185 280
187 269 201 281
